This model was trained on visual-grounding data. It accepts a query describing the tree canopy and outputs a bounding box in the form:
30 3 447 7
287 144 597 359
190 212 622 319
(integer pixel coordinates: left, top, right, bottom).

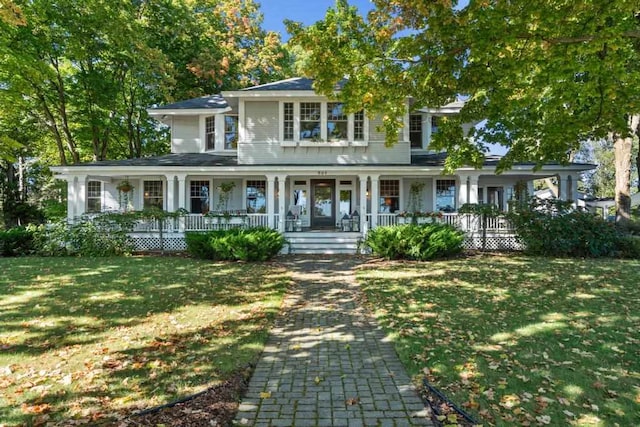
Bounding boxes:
288 0 640 217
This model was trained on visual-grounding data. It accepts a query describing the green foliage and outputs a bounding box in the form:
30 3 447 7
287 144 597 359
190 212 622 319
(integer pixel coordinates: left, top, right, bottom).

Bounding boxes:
0 227 34 256
616 236 640 259
186 227 285 262
364 224 464 261
508 198 623 257
289 0 640 172
31 215 135 257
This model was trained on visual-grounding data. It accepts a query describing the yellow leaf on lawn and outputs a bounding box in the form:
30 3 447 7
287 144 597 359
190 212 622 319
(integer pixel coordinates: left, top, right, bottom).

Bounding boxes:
259 391 271 399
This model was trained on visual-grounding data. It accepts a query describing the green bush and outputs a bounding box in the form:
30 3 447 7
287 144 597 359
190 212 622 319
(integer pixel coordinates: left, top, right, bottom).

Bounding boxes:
365 223 464 260
616 236 640 259
0 227 35 256
30 217 134 257
186 227 285 261
508 198 622 257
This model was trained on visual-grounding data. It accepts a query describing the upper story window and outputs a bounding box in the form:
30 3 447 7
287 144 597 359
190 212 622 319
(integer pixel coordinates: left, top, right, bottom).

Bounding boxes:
327 102 347 141
87 181 102 213
283 102 294 141
436 179 456 212
300 102 321 141
280 101 367 145
205 116 215 151
354 110 365 141
410 114 422 149
431 116 439 135
224 115 238 149
143 181 163 209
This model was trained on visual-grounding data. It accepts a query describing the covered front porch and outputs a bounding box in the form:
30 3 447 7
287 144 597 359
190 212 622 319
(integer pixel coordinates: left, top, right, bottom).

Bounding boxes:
59 168 584 236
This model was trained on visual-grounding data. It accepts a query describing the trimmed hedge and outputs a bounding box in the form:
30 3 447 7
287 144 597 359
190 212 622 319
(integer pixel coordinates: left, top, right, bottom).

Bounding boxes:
364 223 464 260
186 227 286 261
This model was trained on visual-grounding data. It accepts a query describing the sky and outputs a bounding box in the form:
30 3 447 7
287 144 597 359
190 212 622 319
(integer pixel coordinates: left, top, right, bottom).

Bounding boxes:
259 0 374 40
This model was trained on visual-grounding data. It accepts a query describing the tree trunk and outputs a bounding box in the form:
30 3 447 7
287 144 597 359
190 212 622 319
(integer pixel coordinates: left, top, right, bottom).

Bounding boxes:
614 114 639 223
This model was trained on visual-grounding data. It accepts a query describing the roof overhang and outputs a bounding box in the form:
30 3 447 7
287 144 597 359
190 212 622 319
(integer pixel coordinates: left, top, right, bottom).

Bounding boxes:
147 107 232 117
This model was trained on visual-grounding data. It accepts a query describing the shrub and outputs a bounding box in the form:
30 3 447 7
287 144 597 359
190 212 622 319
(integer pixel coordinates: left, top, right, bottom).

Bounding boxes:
186 227 285 261
508 198 622 258
0 227 35 256
30 217 134 257
616 236 640 259
365 223 464 260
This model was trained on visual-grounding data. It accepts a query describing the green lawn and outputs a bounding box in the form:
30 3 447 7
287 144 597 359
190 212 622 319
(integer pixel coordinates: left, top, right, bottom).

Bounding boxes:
358 255 640 427
0 256 289 426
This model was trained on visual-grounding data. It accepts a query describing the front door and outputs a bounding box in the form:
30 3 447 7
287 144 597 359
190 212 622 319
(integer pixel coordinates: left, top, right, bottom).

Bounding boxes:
310 179 335 229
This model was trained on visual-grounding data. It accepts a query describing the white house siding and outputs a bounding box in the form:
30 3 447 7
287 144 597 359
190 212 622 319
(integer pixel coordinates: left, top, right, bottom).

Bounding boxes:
172 116 201 153
239 141 410 165
402 178 434 212
244 101 279 142
368 115 386 142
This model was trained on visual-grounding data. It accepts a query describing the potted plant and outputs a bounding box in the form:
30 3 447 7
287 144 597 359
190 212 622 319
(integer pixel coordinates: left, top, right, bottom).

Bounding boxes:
116 180 133 193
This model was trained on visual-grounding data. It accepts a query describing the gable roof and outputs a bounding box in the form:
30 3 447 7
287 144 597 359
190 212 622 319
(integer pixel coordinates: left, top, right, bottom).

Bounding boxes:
149 94 228 111
241 77 347 92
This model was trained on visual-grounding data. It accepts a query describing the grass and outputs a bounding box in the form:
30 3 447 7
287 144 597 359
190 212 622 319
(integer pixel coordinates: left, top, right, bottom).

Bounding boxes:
0 256 289 426
357 254 640 427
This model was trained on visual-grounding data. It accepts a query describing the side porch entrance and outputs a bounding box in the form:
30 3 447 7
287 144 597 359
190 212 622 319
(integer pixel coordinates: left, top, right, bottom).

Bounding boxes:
310 179 335 229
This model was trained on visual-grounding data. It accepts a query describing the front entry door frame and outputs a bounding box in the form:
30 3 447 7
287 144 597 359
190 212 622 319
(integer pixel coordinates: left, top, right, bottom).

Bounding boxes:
310 179 336 229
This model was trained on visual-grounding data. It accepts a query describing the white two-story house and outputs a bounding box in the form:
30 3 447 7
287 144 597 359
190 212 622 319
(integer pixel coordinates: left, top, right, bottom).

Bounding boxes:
51 77 593 252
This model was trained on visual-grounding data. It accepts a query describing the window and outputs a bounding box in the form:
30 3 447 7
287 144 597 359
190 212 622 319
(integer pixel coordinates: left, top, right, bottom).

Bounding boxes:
143 181 163 209
283 102 294 141
379 180 400 213
431 116 439 135
206 116 215 150
354 110 365 141
224 115 238 149
246 180 266 213
339 190 352 217
190 180 209 213
410 114 423 149
436 179 456 212
327 102 347 141
87 181 102 213
300 102 321 140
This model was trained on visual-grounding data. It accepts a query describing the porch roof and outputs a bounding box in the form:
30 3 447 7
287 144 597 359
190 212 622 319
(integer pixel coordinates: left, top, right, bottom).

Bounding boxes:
148 94 228 111
53 153 595 171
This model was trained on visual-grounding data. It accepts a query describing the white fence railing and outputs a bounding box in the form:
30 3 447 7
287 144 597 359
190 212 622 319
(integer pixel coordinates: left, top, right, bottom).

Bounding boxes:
124 212 512 234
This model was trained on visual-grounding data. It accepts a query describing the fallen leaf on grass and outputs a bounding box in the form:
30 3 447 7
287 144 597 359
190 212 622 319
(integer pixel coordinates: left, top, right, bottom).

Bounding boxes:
259 391 271 399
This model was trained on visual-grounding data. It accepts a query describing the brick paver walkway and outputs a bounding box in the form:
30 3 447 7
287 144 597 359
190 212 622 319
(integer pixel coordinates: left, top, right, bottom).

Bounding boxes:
234 256 434 426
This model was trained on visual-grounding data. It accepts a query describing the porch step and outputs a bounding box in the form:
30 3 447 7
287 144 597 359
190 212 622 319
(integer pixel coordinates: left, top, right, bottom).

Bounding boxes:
284 232 362 255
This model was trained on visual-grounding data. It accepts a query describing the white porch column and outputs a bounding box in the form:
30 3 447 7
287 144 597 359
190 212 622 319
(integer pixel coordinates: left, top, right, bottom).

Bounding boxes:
370 175 380 229
64 177 76 221
527 180 535 199
457 174 469 208
166 175 175 211
176 174 187 210
558 173 569 201
468 175 479 205
277 175 287 232
358 175 368 234
266 175 276 229
569 174 578 204
76 175 87 217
